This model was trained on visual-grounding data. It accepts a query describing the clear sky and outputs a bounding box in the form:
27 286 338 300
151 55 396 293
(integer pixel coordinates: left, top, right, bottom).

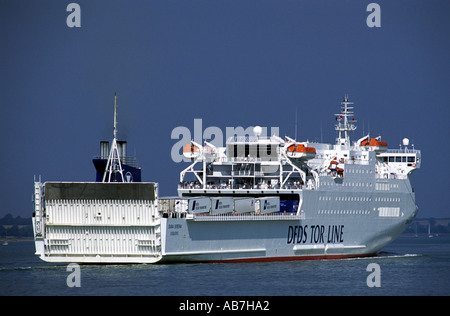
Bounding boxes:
0 0 449 218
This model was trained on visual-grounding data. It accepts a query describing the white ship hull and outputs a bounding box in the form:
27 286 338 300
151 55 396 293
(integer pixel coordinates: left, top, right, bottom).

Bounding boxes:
33 212 414 264
161 179 417 263
32 176 417 264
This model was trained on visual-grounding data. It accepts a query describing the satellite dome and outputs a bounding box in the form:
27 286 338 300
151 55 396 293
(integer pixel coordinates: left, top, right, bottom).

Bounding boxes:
402 138 410 146
253 126 262 137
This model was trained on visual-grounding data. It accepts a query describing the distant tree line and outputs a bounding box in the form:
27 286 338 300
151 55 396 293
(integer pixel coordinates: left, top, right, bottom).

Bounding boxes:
0 214 33 238
404 218 450 235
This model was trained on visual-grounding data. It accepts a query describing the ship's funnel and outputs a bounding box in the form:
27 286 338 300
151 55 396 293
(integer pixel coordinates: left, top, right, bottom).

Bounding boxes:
100 141 110 159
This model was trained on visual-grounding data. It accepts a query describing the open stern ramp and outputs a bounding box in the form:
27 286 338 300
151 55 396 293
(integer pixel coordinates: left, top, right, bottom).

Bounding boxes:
33 182 162 263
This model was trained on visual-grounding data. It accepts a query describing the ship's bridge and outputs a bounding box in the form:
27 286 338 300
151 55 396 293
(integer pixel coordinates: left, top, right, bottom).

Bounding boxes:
375 137 421 179
378 149 421 167
376 147 421 179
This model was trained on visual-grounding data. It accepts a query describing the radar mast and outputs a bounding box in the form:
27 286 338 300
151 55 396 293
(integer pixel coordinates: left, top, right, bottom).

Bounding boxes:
335 95 357 146
102 93 125 182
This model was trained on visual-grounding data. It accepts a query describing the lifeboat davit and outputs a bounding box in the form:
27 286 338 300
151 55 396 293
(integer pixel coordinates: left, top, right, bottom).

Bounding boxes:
183 143 201 159
361 138 388 152
286 144 316 160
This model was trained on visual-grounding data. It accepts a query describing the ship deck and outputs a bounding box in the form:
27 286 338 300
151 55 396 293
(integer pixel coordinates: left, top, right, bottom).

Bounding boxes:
185 214 305 221
178 188 302 196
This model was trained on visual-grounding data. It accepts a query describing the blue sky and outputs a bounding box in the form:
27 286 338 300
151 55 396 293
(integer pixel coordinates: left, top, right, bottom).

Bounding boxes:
0 0 449 218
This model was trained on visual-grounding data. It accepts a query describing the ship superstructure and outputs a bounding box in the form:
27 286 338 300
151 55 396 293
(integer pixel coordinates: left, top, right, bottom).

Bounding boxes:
33 96 421 263
177 96 420 214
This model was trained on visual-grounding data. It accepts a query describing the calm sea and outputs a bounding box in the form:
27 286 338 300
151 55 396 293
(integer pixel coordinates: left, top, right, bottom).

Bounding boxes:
1 236 449 296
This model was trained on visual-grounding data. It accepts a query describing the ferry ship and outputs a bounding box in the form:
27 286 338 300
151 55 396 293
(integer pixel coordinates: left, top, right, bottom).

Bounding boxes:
32 96 421 263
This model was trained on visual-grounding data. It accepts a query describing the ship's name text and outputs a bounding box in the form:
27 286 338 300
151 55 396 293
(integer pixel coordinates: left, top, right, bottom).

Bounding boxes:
287 225 344 244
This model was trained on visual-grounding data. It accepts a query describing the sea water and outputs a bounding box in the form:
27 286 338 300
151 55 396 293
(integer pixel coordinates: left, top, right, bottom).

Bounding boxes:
1 236 449 296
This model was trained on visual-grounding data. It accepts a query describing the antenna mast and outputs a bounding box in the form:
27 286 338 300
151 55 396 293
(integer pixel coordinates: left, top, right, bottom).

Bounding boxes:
334 95 357 146
102 93 125 182
113 93 118 139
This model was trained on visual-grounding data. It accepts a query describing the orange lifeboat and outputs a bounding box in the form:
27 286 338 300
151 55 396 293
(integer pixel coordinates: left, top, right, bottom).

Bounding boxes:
361 138 388 152
183 143 201 159
286 144 316 160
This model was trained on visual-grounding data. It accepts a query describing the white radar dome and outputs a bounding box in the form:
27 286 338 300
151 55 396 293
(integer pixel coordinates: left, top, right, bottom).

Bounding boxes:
402 138 410 146
253 126 263 137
